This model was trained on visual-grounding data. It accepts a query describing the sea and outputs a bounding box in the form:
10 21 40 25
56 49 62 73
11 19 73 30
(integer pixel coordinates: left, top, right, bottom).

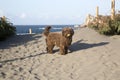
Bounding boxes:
15 25 75 35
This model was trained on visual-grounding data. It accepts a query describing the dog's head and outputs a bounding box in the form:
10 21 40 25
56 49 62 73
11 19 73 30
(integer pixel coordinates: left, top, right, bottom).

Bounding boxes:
62 27 74 38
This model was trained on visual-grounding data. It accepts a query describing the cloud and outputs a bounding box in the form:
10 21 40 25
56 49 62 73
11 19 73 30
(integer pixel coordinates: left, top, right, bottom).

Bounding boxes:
64 15 81 20
19 13 27 19
38 15 50 20
38 15 63 20
75 15 81 18
53 16 61 19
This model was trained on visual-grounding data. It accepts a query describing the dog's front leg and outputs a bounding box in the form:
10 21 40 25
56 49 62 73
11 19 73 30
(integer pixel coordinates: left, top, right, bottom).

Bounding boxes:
60 45 67 55
65 46 68 54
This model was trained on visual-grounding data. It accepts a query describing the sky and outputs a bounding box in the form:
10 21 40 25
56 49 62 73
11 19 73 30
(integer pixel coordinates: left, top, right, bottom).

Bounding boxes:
0 0 120 25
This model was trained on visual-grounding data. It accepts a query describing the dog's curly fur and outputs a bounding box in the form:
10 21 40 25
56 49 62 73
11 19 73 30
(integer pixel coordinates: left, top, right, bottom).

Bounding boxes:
43 26 74 55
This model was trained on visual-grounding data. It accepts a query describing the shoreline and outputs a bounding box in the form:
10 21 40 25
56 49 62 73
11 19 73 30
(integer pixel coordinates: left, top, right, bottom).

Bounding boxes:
0 27 120 80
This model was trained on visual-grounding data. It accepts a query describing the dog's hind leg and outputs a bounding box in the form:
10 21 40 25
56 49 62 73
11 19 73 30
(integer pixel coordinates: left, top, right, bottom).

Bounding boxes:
47 45 54 54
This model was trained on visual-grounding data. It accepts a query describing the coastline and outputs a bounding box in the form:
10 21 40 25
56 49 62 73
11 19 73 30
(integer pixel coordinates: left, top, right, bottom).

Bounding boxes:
15 25 74 35
0 27 120 80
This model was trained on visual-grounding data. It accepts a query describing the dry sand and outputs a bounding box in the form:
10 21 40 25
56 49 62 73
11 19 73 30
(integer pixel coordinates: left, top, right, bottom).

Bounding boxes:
0 27 120 80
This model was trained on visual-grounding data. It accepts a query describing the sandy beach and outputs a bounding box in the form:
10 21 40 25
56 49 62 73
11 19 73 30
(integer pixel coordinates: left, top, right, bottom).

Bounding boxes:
0 27 120 80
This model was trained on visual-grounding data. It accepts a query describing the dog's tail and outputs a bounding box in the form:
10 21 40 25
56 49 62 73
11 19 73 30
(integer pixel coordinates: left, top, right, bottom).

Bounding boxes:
43 26 51 36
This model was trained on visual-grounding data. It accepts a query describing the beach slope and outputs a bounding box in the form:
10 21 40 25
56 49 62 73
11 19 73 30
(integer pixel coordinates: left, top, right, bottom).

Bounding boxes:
0 27 120 80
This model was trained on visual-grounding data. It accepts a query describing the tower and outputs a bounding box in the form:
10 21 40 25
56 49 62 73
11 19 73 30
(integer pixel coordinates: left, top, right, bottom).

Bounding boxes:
96 6 99 18
111 0 115 20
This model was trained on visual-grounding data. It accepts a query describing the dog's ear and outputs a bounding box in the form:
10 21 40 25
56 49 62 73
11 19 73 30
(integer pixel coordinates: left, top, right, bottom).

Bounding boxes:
62 28 66 36
62 29 65 36
70 28 74 36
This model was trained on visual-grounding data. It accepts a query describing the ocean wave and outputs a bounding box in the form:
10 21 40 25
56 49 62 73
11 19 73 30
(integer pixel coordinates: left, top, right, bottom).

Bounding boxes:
38 27 62 30
38 28 45 30
17 33 35 35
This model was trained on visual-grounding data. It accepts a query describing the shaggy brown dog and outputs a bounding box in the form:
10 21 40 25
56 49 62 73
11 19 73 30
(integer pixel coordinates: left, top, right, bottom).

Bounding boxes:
43 26 74 55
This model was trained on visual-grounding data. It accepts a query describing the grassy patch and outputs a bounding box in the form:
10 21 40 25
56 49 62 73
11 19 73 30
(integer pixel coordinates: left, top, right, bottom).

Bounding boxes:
88 14 120 35
0 16 16 41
